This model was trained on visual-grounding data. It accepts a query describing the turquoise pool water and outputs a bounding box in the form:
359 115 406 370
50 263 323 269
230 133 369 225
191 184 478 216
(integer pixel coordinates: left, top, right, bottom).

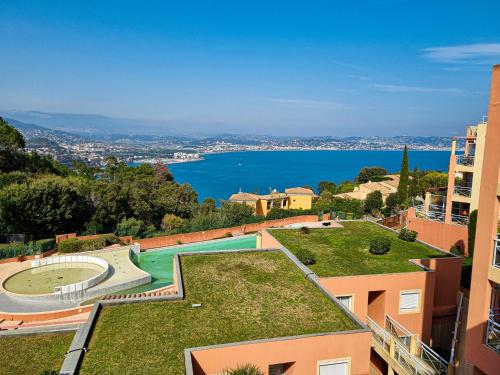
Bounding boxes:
122 235 257 294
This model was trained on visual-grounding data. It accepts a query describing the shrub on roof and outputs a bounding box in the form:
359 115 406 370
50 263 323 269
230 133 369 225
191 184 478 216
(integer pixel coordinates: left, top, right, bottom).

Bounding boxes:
220 363 265 375
58 234 120 254
299 226 310 234
296 248 316 265
398 228 417 242
369 237 391 255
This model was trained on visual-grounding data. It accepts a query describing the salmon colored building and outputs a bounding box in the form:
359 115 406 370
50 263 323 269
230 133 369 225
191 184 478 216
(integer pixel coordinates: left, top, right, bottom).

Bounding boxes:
463 65 500 374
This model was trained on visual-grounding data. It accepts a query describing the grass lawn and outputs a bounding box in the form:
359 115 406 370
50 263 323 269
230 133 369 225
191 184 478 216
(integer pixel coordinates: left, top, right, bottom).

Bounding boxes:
0 333 74 375
270 221 448 277
80 251 356 374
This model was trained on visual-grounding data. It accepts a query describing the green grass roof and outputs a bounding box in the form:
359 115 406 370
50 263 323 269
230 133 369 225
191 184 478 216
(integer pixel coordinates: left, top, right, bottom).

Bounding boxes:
0 333 74 375
270 221 448 277
79 251 357 374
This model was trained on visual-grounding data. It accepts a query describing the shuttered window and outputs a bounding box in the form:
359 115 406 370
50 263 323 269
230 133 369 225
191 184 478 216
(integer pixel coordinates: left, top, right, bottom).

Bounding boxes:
319 360 349 375
399 291 420 312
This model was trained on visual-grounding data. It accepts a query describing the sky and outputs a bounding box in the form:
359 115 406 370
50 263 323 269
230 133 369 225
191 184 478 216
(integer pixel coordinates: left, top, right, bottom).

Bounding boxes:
1 0 500 137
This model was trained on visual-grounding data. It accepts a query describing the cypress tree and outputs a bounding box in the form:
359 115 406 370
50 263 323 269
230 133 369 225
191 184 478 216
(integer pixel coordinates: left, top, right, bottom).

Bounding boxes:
397 145 409 203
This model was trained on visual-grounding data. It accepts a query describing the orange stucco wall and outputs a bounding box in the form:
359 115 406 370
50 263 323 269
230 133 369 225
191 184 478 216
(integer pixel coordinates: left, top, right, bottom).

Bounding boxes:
319 271 435 342
190 330 371 375
464 65 500 374
136 215 319 250
407 207 469 254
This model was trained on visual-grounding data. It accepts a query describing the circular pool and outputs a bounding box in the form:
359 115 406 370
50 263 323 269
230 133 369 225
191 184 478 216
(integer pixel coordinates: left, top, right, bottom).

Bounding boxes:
3 262 104 295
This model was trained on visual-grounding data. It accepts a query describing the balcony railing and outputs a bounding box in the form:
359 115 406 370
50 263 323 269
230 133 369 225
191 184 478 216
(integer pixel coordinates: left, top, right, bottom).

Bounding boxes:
456 155 475 167
486 309 500 353
451 214 469 225
414 205 445 223
493 237 500 269
367 316 448 375
453 186 472 197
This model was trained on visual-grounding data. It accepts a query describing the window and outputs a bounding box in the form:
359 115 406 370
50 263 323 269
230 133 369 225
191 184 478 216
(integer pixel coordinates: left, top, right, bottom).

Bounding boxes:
269 364 284 375
318 359 349 375
399 290 420 313
336 295 353 311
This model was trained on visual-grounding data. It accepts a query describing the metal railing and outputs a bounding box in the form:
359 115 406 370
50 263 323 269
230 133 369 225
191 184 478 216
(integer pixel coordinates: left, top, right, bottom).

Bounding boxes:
367 317 436 375
493 237 500 269
456 155 474 167
486 309 500 353
451 214 469 225
453 186 472 197
385 316 449 375
414 205 445 223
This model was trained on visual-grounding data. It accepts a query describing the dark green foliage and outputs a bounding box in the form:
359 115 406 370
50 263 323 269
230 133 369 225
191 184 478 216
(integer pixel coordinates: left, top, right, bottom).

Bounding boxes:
449 245 462 256
313 195 364 218
265 208 313 220
299 226 310 234
317 180 336 194
398 228 417 242
364 191 383 213
369 237 391 255
356 166 388 183
335 180 356 194
0 117 25 150
385 192 401 213
222 363 264 375
296 248 316 265
397 145 409 203
0 171 28 188
116 217 153 238
58 234 120 254
468 210 478 257
224 232 233 238
0 238 55 259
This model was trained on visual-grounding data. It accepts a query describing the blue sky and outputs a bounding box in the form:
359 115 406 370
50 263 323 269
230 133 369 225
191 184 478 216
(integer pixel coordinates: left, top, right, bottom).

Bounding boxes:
1 0 499 136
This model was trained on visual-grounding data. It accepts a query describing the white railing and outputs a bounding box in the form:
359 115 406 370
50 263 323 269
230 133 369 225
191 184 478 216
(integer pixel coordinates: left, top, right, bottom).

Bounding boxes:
385 316 449 374
493 237 500 269
367 317 436 375
456 155 474 167
451 214 469 225
414 205 445 223
453 186 472 197
486 309 500 353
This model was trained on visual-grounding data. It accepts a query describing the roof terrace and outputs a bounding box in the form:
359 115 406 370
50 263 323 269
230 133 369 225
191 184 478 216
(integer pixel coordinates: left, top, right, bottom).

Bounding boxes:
269 221 448 277
77 250 358 374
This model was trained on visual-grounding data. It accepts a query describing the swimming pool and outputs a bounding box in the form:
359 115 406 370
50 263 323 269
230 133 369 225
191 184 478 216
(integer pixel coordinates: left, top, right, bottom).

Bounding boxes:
123 235 257 293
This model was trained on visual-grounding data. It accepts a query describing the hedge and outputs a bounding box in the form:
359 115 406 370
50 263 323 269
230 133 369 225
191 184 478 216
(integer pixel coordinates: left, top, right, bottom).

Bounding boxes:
58 234 121 254
0 238 56 260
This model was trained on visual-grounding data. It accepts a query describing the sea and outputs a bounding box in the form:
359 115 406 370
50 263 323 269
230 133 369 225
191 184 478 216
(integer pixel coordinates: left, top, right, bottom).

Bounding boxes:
167 150 450 202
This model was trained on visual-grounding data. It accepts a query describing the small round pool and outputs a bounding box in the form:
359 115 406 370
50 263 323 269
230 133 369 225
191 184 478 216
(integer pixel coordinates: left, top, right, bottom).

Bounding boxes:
3 262 104 295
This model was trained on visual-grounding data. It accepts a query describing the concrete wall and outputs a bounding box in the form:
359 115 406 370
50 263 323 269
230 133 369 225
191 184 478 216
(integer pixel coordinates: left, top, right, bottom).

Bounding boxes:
319 271 435 342
407 207 469 254
189 330 371 375
136 215 319 250
288 195 313 210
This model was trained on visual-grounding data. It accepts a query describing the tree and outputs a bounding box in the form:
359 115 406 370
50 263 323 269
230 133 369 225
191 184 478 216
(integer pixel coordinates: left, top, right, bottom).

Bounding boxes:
153 160 173 186
397 145 409 203
155 182 199 219
0 117 25 151
468 210 478 257
364 191 383 213
198 197 217 215
385 192 401 213
317 180 336 194
116 217 146 238
356 166 388 184
161 214 186 232
408 166 421 199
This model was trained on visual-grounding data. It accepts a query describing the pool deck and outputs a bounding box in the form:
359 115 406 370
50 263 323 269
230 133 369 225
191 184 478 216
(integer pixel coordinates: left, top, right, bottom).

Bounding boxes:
0 246 150 314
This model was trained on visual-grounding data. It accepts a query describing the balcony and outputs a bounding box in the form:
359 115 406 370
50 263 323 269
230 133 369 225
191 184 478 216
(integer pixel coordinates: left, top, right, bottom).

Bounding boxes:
486 309 500 353
414 205 445 223
494 237 500 269
453 186 472 198
455 155 474 167
450 213 469 226
367 315 449 375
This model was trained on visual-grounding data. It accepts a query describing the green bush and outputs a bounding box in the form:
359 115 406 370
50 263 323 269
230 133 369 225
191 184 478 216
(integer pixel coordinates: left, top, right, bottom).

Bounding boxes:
221 363 264 375
0 242 26 259
224 232 233 238
266 208 313 220
398 228 417 242
58 234 119 254
299 226 310 234
450 245 462 256
369 237 391 255
296 249 316 265
36 238 56 252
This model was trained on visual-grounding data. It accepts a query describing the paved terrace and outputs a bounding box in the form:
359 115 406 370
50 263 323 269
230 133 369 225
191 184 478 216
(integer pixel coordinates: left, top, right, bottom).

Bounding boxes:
269 221 449 277
77 251 359 374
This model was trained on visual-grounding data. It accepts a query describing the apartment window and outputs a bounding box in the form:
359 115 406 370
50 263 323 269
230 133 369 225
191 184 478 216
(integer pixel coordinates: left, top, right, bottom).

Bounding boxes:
399 290 420 313
336 295 353 311
318 359 350 375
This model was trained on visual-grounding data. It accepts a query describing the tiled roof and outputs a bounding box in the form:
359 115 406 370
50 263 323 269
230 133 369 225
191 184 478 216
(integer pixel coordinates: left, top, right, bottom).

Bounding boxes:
229 192 260 201
285 187 315 195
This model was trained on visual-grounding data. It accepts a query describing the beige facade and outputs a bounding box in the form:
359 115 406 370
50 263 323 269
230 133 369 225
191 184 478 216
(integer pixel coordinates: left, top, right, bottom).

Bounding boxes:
336 174 400 203
229 187 316 216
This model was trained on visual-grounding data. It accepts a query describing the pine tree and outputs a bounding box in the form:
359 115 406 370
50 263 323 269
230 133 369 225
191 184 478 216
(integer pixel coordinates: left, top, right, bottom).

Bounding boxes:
397 145 409 203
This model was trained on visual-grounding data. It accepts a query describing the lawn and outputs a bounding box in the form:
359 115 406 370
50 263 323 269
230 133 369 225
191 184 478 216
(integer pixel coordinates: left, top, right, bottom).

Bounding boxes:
0 333 74 375
270 221 448 277
79 251 356 374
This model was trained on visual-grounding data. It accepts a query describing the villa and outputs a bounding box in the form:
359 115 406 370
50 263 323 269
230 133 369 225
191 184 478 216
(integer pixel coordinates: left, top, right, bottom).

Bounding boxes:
335 175 400 203
229 187 316 216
